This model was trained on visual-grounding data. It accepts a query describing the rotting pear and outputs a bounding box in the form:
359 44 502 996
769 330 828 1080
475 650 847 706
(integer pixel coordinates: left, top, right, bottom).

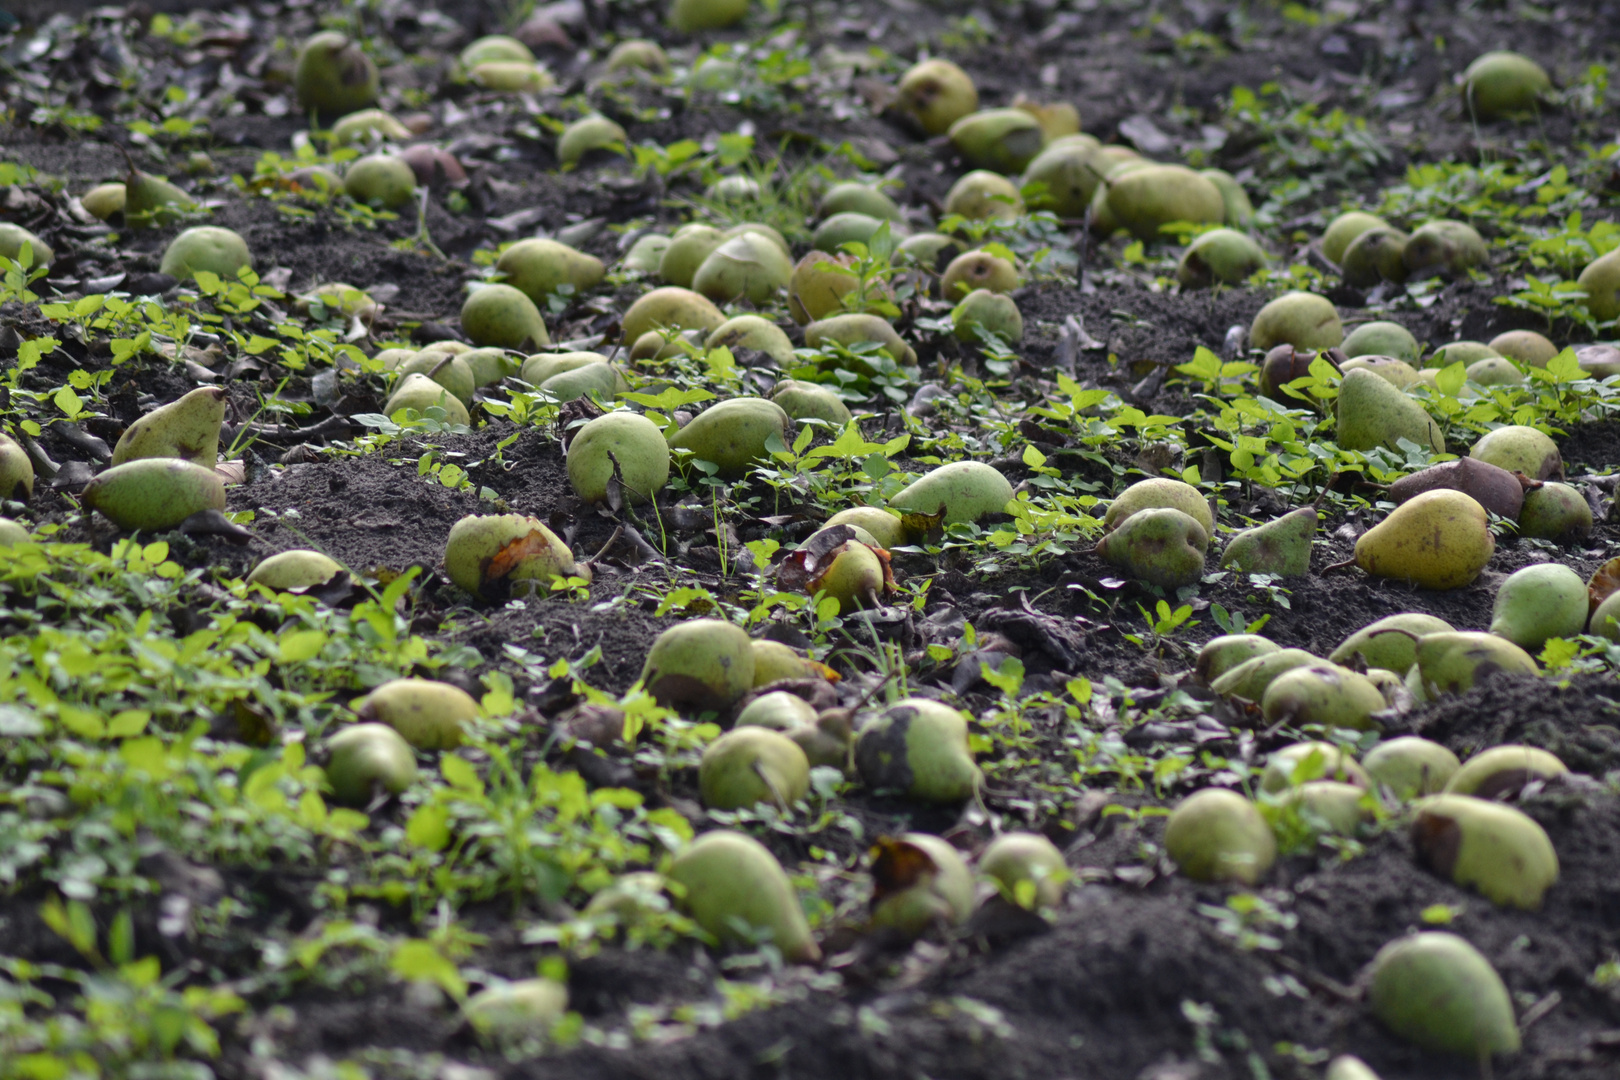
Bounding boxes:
294 31 379 116
1257 344 1327 405
81 459 226 532
940 250 1020 298
699 727 810 810
1336 367 1444 453
1363 737 1461 800
1194 634 1280 686
1211 648 1320 703
1096 507 1209 589
943 169 1023 221
324 723 417 806
622 286 725 343
1342 320 1420 363
1261 663 1387 731
1490 562 1588 651
557 114 628 167
567 411 669 504
1469 424 1561 480
1518 482 1591 541
667 397 792 478
1388 457 1525 520
1463 50 1551 119
1104 164 1226 242
496 238 605 305
855 698 980 804
824 506 908 549
1103 476 1214 533
668 831 819 963
1220 506 1315 577
979 832 1069 909
384 373 472 425
868 833 975 936
1164 788 1275 885
1366 932 1519 1057
1176 228 1267 288
247 549 344 592
889 461 1013 525
1351 490 1493 590
356 677 479 751
952 290 1023 343
1444 743 1566 799
443 513 580 599
159 226 252 282
1329 613 1455 675
947 107 1046 174
1260 740 1371 793
1403 220 1488 278
1412 631 1538 699
1322 211 1388 265
1412 794 1558 909
461 283 550 350
1249 291 1343 351
640 618 754 713
110 386 227 468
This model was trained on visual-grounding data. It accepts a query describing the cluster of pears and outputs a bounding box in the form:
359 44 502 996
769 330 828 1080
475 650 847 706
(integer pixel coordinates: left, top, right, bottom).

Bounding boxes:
1320 210 1488 288
79 386 231 532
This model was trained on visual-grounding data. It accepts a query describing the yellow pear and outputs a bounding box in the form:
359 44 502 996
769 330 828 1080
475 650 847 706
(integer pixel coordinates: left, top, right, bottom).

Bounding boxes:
1352 490 1493 590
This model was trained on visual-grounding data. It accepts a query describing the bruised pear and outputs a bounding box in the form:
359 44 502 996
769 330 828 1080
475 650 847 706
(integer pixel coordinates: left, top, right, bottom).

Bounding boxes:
641 619 754 713
1363 737 1460 800
461 284 549 350
894 58 978 135
1194 634 1280 686
111 386 226 468
1249 291 1343 351
324 723 417 806
1336 368 1443 453
1211 648 1319 703
855 698 980 804
81 459 226 531
1322 211 1388 265
384 373 471 425
699 727 810 810
1403 220 1488 279
159 227 252 282
943 170 1023 222
668 831 819 962
825 506 907 549
1330 613 1455 675
868 833 975 936
294 31 379 116
1103 477 1213 533
979 832 1068 909
952 290 1023 343
1490 562 1587 650
1353 490 1493 590
1104 165 1226 242
1164 788 1275 885
1260 741 1371 793
1177 228 1267 288
1220 507 1315 577
948 108 1045 174
621 286 725 343
1412 794 1558 909
890 461 1013 525
1258 345 1325 405
443 513 580 599
1470 424 1561 480
1388 457 1524 520
496 238 604 305
1445 744 1565 799
1463 51 1551 119
1518 482 1592 541
668 398 792 478
1342 320 1420 363
1367 932 1519 1057
1261 663 1386 731
558 115 628 167
567 411 669 504
247 549 344 592
356 678 479 751
940 251 1019 298
1413 631 1538 698
1097 508 1208 589
693 231 792 304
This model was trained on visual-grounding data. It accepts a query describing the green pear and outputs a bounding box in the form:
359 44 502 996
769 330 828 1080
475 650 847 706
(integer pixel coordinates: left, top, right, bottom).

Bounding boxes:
0 435 32 502
1176 228 1267 288
804 313 916 368
463 979 567 1041
942 169 1023 221
558 114 628 168
1199 167 1254 227
1220 507 1315 576
294 31 379 116
1362 737 1460 800
1279 781 1374 835
1330 613 1455 675
855 697 980 803
1490 563 1587 650
1403 220 1488 278
1250 291 1343 351
159 227 252 282
1340 226 1408 287
629 331 696 363
623 233 672 273
1020 141 1104 218
1340 355 1421 389
1260 740 1371 793
1412 794 1557 909
567 411 669 504
443 513 579 598
1261 663 1387 731
771 380 852 427
1103 476 1214 533
952 290 1023 343
692 231 793 304
461 283 549 350
457 348 518 388
1342 320 1420 362
659 225 726 289
707 315 795 365
1412 631 1538 698
1388 457 1525 519
81 459 226 531
297 282 378 320
1194 634 1280 686
668 0 750 33
1096 507 1209 589
1322 211 1388 265
1428 340 1499 368
890 461 1014 524
868 833 975 935
749 640 826 687
324 723 417 806
1518 482 1590 540
1467 356 1523 386
895 58 978 135
80 183 126 222
1469 424 1560 480
247 549 344 592
1325 1057 1382 1080
824 506 907 549
1164 788 1275 885
356 677 479 751
604 40 670 74
111 386 227 467
522 352 607 386
1577 248 1620 320
948 107 1046 173
895 232 962 269
979 832 1068 909
1211 648 1320 703
123 167 193 229
640 618 754 713
668 397 792 478
1595 590 1620 642
1488 329 1558 366
463 31 537 65
469 61 552 93
940 251 1020 298
687 56 740 92
1444 744 1565 798
811 212 889 253
786 251 860 324
1336 368 1444 452
1367 932 1519 1057
331 108 411 146
699 727 810 810
668 831 819 962
1354 490 1493 590
1104 165 1226 241
791 710 854 770
1463 51 1551 119
803 539 886 609
383 373 471 425
1086 159 1151 237
622 286 725 342
735 691 819 731
815 183 898 223
0 518 35 544
496 238 605 304
397 352 475 408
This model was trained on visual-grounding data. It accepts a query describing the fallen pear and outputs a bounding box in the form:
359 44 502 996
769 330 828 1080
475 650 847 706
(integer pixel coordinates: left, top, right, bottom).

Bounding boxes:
356 677 479 751
469 61 552 93
623 233 671 273
567 411 669 505
1104 164 1226 241
461 283 549 350
1489 330 1559 367
1329 613 1455 675
331 108 411 146
1325 1057 1382 1080
894 232 962 269
868 833 975 936
463 979 567 1042
735 691 819 732
323 723 417 806
708 315 796 365
1164 787 1275 885
0 519 31 545
123 166 193 228
82 459 226 531
293 31 378 116
384 373 472 425
1340 226 1409 287
811 212 889 253
1445 744 1566 799
1013 96 1081 140
1322 211 1388 265
1518 482 1591 541
1388 456 1525 519
790 710 854 771
1469 424 1561 480
699 727 810 810
819 182 899 221
668 831 819 963
1577 248 1620 320
658 225 726 288
668 0 750 33
1261 741 1371 793
979 832 1069 909
1595 590 1620 643
770 380 852 427
1200 167 1254 227
111 386 226 468
1463 50 1551 119
1220 507 1315 577
1490 562 1588 651
948 107 1046 173
668 398 792 478
443 513 580 599
1350 490 1494 590
942 169 1023 222
855 697 980 804
641 618 755 713
1367 932 1519 1057
397 351 475 408
786 251 861 324
1096 507 1209 589
159 226 252 282
0 434 31 501
1211 648 1320 703
1103 476 1214 533
496 238 605 305
1086 158 1150 237
824 506 907 549
457 348 517 388
247 549 344 592
1176 228 1267 288
952 290 1023 343
804 313 916 367
1257 345 1328 405
1279 781 1374 836
1194 634 1280 686
890 461 1013 525
940 250 1020 298
1362 737 1460 800
462 34 534 65
1403 220 1488 279
894 58 978 135
1341 320 1420 363
1261 663 1387 731
1467 356 1523 387
1335 368 1444 453
557 115 628 167
1412 794 1558 909
1339 355 1420 389
1250 291 1343 351
1412 631 1538 698
693 232 793 304
583 872 670 927
80 183 125 222
1019 141 1102 218
622 286 725 343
